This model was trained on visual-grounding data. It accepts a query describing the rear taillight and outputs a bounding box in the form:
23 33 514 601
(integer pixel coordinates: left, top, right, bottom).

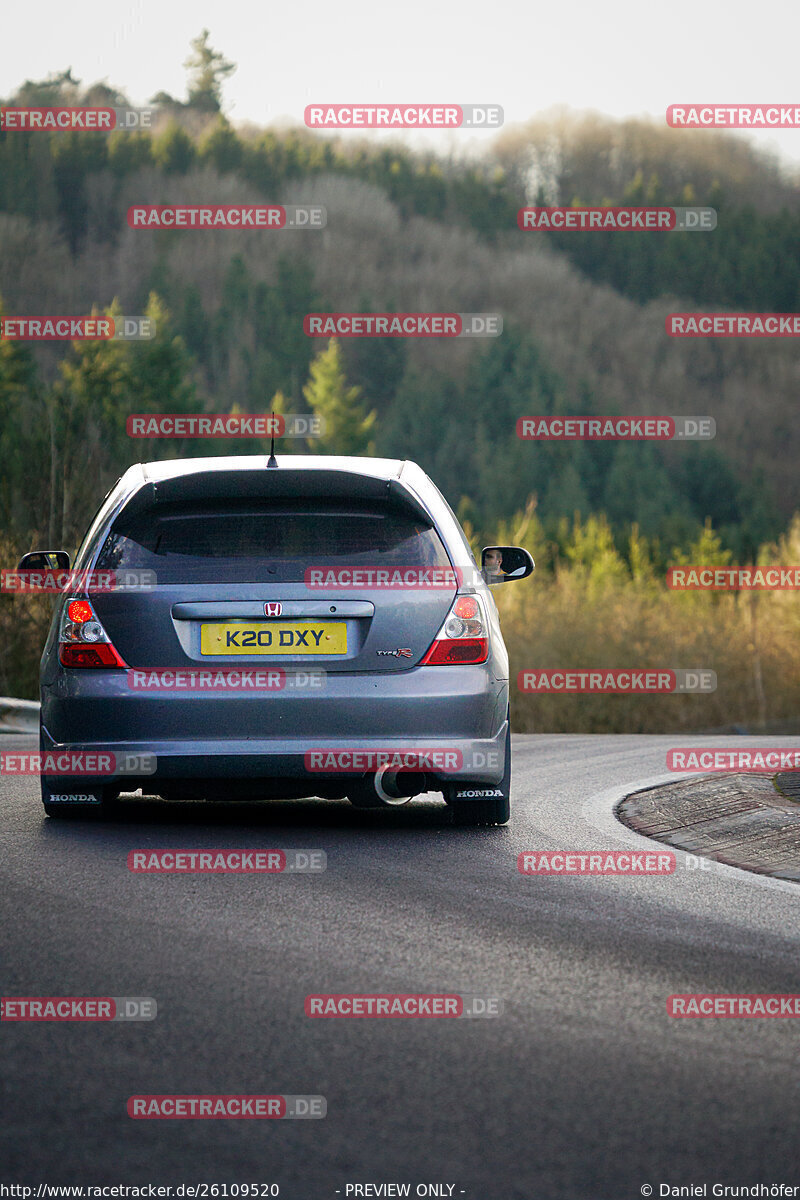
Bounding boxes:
58 597 128 668
421 594 489 665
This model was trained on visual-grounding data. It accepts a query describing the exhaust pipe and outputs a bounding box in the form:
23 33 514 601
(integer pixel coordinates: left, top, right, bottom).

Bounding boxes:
372 765 427 806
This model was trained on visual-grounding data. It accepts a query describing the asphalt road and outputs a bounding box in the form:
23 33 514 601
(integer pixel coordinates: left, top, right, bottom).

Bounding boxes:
2 733 800 1199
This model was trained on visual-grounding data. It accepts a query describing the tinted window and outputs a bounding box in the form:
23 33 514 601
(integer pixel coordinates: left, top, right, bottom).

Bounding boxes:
96 500 451 583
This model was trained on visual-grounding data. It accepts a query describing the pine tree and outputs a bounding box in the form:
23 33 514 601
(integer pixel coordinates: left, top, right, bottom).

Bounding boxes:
152 124 196 174
184 30 236 113
126 293 197 419
49 300 129 543
302 340 376 456
0 296 46 536
198 119 243 172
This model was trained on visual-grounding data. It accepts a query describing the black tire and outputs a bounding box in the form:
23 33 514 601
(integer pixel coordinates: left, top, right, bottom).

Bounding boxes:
444 714 511 827
41 777 119 818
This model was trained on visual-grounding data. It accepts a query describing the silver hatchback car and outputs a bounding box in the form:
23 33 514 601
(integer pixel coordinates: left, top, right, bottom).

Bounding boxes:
25 455 533 825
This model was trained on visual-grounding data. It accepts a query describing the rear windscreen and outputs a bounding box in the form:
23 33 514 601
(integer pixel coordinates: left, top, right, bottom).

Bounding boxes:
95 499 452 583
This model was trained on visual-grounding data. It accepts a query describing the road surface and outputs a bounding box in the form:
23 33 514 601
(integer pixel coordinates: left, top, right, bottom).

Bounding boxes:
2 734 799 1198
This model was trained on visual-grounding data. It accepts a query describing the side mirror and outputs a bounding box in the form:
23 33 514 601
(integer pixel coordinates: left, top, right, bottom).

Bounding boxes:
481 545 534 584
16 550 71 571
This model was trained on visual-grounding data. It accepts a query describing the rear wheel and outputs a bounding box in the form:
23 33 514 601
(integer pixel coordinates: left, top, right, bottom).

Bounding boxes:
444 715 511 827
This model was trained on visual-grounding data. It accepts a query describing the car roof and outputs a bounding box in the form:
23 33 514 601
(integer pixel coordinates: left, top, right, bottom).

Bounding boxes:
138 455 407 484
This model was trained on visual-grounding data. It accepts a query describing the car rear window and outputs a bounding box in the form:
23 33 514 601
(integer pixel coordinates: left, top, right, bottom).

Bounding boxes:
95 499 452 583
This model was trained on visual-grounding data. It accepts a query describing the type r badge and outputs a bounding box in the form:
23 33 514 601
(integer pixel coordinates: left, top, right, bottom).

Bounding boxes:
376 648 412 658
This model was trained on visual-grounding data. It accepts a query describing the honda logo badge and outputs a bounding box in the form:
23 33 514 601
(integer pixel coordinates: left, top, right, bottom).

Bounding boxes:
264 602 283 617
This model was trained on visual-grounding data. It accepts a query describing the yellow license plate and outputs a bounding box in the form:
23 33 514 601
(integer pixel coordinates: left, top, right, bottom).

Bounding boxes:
200 622 347 656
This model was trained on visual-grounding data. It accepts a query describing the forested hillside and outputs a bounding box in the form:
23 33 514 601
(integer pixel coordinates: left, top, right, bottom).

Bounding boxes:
2 56 799 727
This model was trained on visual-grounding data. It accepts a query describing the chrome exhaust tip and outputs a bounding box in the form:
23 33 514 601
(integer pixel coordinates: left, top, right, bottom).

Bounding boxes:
372 765 421 806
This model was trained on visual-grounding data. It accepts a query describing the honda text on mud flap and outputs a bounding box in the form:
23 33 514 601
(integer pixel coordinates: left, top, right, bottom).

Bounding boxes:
29 456 533 825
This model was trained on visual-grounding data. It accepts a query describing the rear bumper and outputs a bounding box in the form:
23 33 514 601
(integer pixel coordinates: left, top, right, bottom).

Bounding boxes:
38 720 506 787
39 727 509 787
40 665 509 785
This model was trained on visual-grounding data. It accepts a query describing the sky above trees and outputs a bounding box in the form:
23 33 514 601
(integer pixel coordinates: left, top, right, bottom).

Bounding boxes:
3 0 800 163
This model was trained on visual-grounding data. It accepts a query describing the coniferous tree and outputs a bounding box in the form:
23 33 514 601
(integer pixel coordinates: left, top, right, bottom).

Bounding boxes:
303 340 376 456
184 30 236 114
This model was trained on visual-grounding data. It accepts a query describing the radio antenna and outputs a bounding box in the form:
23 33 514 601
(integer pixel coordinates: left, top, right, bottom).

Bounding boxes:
267 411 278 468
